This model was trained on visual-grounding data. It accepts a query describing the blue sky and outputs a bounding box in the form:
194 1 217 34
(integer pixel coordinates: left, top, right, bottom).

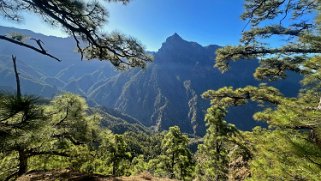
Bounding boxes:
0 0 245 51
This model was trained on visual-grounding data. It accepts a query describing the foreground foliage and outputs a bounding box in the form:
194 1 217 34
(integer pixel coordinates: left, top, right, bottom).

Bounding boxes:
203 0 321 180
0 92 194 180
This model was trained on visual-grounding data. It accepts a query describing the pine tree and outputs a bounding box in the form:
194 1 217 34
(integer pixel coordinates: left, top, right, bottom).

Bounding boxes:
108 135 132 176
0 92 104 180
159 126 194 180
0 94 46 180
195 106 240 181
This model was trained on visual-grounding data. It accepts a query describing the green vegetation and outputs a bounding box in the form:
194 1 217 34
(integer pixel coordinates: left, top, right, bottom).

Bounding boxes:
205 0 321 180
195 106 239 181
1 0 321 180
158 126 194 180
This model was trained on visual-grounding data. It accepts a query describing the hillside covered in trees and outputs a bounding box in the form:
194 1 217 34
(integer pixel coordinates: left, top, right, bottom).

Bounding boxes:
0 0 321 180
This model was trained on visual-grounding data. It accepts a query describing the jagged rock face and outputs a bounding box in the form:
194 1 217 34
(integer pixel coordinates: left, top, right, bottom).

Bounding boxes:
0 26 302 135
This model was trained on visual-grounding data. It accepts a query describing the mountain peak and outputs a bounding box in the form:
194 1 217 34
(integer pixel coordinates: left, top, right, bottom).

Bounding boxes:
165 33 184 42
172 32 182 38
158 33 206 54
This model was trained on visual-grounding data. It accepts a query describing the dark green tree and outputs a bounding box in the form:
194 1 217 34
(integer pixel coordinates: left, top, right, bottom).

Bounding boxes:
105 134 132 176
0 92 104 180
0 94 46 180
158 126 194 180
195 106 241 181
0 0 152 67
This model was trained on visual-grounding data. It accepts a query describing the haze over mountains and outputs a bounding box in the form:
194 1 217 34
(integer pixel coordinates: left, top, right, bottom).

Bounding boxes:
0 26 301 135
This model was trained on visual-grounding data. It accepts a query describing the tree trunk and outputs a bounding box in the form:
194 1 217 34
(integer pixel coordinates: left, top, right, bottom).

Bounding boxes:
18 149 28 176
310 128 321 148
170 152 175 178
215 175 219 181
310 97 321 148
112 162 115 176
112 156 116 176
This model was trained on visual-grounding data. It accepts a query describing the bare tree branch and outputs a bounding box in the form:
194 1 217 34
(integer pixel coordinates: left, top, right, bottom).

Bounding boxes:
0 35 61 61
11 55 21 99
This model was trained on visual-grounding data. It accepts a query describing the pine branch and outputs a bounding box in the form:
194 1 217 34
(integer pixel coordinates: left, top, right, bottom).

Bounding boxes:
0 35 61 61
231 46 321 59
28 150 71 157
52 133 84 145
241 25 310 44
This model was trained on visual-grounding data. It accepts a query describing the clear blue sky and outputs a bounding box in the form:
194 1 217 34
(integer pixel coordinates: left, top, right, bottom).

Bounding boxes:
0 0 245 51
